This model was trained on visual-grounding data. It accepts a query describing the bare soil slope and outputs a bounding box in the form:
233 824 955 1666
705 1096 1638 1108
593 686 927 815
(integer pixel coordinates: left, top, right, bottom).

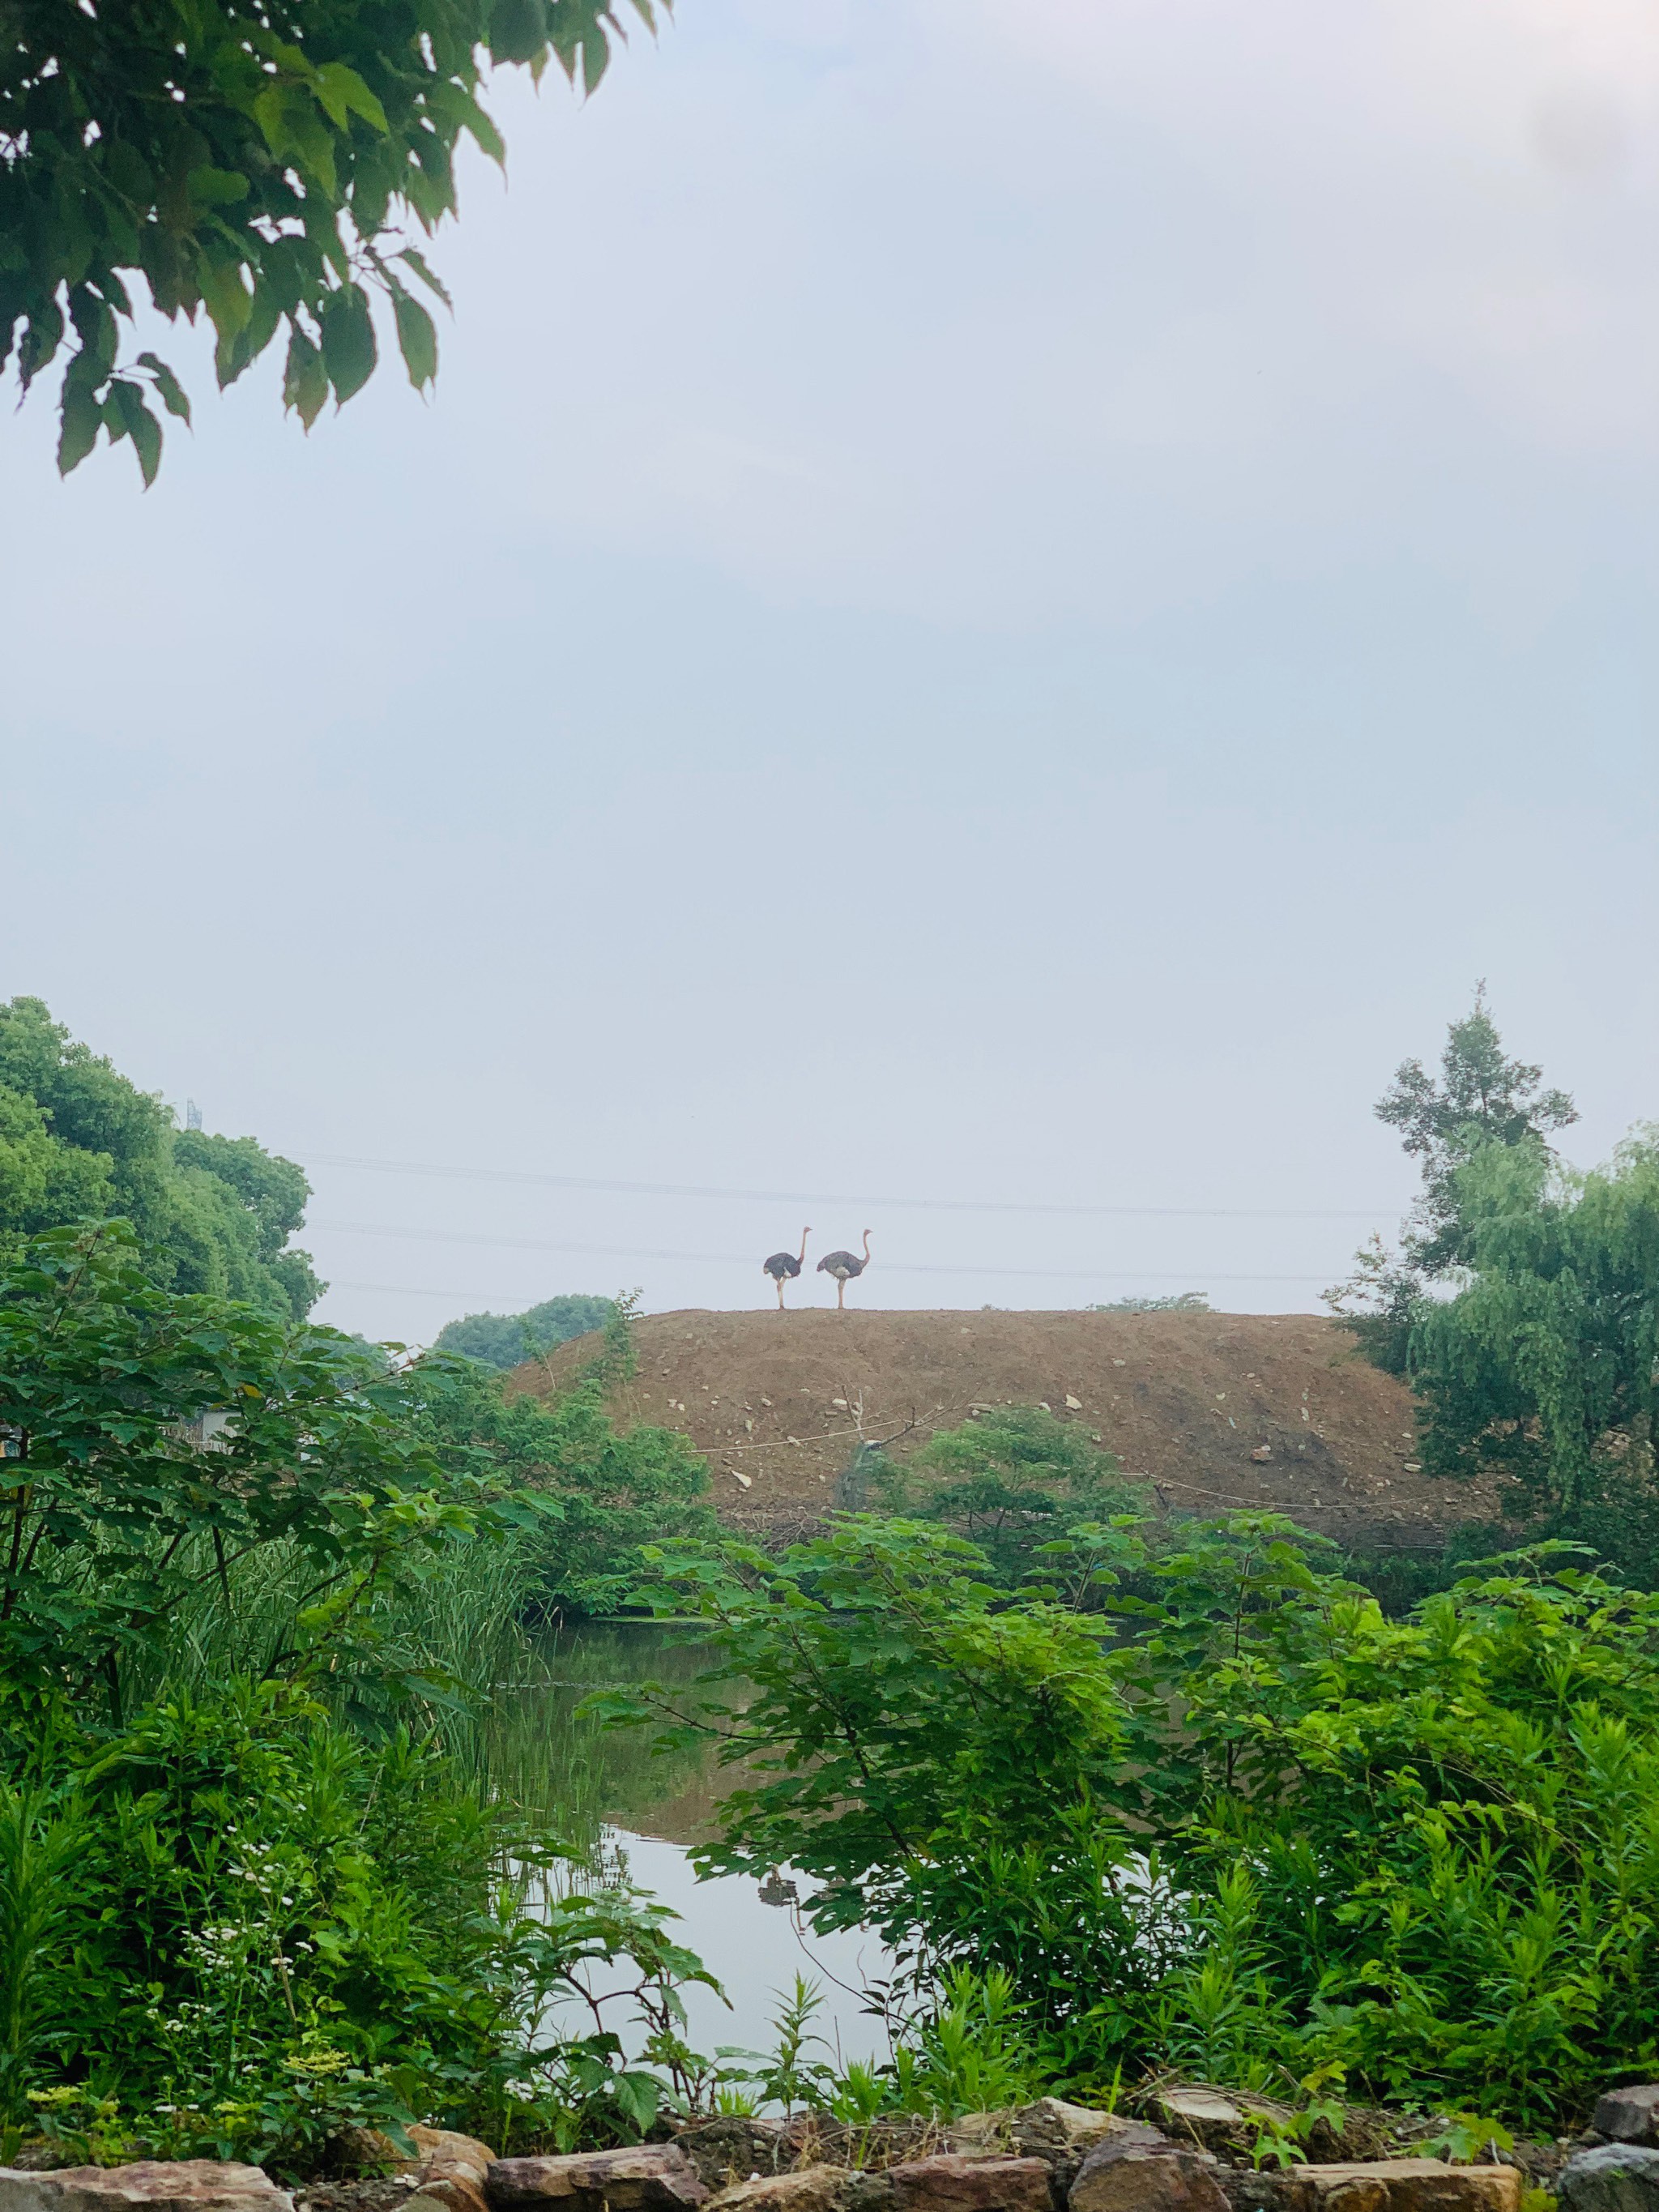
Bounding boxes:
517 1309 1495 1557
512 1309 1495 1553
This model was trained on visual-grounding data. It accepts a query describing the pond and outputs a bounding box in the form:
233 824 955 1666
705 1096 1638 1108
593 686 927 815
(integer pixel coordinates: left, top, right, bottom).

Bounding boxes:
487 1621 894 2069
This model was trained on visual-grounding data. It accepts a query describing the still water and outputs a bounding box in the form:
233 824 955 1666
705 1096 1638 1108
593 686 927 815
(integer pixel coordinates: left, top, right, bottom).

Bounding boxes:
489 1621 893 2066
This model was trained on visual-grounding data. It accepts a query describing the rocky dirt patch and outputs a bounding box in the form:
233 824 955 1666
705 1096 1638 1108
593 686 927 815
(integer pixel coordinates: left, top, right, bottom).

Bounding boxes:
518 1311 1495 1552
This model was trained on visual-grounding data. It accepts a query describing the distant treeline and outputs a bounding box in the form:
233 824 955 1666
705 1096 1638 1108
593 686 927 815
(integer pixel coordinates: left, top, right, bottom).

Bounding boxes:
0 995 320 1318
436 1293 616 1370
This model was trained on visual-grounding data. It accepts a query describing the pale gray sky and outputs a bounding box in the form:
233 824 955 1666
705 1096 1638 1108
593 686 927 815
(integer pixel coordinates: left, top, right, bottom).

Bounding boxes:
3 0 1657 1340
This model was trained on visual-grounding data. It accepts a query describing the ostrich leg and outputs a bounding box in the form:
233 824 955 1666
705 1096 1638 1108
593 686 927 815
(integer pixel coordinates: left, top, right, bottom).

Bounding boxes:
837 1277 846 1310
775 1276 786 1309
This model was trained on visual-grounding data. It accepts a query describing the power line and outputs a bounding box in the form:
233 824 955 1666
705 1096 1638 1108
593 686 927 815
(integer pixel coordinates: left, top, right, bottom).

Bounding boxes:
301 1150 1395 1224
314 1219 1336 1284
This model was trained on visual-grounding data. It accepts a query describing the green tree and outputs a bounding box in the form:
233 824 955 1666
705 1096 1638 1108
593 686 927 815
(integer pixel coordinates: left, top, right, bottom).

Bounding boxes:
1328 988 1577 1371
0 997 322 1317
0 1087 113 1237
0 1222 543 1721
2 0 652 484
437 1293 615 1372
1407 1134 1659 1546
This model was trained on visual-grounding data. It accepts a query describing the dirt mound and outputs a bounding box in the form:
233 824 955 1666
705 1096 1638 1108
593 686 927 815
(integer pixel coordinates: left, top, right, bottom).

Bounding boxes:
514 1309 1496 1552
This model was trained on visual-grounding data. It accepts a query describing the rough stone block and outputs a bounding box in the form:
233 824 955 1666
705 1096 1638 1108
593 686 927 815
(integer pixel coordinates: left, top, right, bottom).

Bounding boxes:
705 2168 849 2212
1284 2161 1520 2212
411 2137 493 2186
1154 2093 1294 2159
0 2164 292 2212
1593 2096 1659 2151
1559 2146 1659 2212
487 2150 707 2212
407 2129 495 2212
1217 2175 1285 2212
884 2156 1051 2212
1011 2107 1162 2163
1069 2142 1228 2212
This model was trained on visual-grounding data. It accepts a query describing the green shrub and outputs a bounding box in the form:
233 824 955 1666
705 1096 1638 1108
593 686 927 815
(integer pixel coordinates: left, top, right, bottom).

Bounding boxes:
604 1514 1659 2127
0 1678 723 2167
415 1358 714 1618
875 1406 1141 1589
0 1228 720 2163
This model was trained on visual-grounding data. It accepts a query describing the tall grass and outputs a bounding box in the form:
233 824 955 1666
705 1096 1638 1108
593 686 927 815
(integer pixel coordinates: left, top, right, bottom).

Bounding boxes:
134 1531 734 1868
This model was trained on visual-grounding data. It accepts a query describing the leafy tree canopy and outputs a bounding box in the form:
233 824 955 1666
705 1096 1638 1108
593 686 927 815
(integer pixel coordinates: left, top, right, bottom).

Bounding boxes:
436 1292 614 1371
1329 988 1576 1370
0 996 322 1318
1 0 652 485
0 1222 547 1723
1409 1133 1659 1540
1378 983 1578 1276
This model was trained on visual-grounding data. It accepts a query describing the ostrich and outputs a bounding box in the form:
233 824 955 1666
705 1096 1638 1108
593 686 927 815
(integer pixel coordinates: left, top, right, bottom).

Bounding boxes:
816 1230 872 1310
762 1228 811 1309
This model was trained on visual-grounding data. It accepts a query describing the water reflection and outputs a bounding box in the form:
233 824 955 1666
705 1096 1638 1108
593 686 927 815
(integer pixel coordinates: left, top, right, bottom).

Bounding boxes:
484 1619 738 1846
488 1621 893 2063
602 1828 893 2065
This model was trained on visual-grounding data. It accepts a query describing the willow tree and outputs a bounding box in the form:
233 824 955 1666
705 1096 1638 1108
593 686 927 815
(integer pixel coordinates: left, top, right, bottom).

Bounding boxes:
1410 1133 1659 1531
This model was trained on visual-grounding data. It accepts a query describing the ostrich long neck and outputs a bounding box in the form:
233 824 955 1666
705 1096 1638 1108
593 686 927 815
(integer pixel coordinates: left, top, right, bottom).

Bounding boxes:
797 1228 809 1263
861 1229 872 1261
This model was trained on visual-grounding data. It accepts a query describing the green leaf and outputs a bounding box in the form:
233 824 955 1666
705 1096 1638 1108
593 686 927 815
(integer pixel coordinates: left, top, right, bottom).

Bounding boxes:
102 141 156 203
187 165 249 206
282 324 329 430
425 79 508 167
67 285 118 378
313 62 390 135
253 84 289 157
392 293 437 392
397 249 454 312
319 284 377 405
57 377 104 477
137 353 192 427
107 379 163 488
19 301 64 389
198 258 253 348
490 0 551 66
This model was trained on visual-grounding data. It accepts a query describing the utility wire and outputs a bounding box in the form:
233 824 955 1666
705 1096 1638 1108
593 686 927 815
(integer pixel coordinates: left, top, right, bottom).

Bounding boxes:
301 1150 1394 1224
315 1219 1336 1284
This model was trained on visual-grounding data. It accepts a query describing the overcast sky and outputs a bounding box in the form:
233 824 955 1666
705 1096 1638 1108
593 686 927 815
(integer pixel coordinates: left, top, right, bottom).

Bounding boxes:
4 0 1657 1340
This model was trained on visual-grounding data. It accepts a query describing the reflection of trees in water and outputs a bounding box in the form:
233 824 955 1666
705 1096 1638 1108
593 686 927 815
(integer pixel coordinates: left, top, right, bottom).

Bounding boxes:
484 1621 749 1853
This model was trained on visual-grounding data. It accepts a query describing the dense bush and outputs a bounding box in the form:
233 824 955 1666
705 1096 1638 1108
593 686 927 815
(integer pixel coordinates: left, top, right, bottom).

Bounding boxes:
0 1223 546 1721
874 1406 1141 1587
0 1228 719 2164
415 1357 714 1619
607 1514 1659 2127
1 1679 718 2168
